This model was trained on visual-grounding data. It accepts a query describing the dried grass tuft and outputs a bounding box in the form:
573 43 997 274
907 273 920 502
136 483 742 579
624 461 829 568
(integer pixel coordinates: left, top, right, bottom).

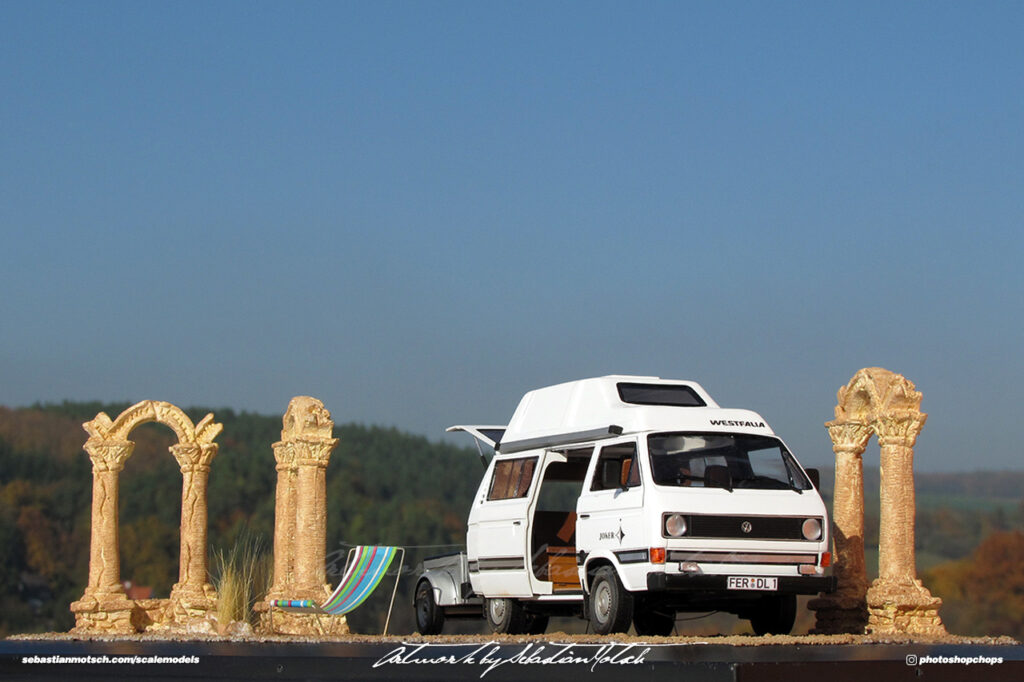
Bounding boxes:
212 531 272 627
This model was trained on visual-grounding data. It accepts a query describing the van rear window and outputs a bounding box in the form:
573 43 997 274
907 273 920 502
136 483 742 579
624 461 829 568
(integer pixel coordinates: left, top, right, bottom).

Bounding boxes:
488 457 538 500
617 383 706 407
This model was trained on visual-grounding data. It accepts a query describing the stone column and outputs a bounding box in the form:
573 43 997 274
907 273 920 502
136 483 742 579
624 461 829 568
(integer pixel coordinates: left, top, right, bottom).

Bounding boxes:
810 421 871 634
255 440 299 632
292 437 336 601
70 440 136 633
875 411 925 583
167 443 218 623
867 410 944 634
266 441 298 599
257 396 345 635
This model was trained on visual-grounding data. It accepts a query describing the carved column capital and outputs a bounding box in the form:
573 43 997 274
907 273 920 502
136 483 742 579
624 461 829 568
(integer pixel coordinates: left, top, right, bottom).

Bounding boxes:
873 410 928 449
273 441 298 470
825 420 872 456
83 440 135 473
170 443 218 472
292 437 340 468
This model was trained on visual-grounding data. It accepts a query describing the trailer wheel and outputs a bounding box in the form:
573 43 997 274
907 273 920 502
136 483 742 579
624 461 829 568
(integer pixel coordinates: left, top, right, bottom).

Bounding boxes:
485 598 529 634
749 594 796 635
633 609 675 637
414 580 445 635
588 566 634 634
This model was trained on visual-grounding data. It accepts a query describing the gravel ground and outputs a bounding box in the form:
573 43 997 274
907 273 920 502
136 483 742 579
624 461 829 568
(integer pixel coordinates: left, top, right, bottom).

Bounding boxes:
7 631 1019 646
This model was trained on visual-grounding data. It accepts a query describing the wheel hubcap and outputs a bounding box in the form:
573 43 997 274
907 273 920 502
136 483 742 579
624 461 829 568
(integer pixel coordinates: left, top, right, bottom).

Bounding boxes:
594 583 611 622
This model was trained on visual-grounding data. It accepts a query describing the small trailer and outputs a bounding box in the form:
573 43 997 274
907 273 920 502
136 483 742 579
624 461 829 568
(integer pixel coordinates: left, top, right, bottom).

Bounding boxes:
414 552 484 634
414 375 835 636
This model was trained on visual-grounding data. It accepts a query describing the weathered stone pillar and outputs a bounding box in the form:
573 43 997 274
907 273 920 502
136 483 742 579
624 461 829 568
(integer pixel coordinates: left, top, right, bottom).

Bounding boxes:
70 441 136 633
266 441 298 599
293 441 334 599
810 421 871 633
875 412 925 583
867 411 944 635
166 443 219 623
254 440 299 632
258 397 346 635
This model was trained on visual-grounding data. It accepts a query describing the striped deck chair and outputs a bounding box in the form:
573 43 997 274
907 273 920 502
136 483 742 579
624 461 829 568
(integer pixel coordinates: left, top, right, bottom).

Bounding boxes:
269 545 405 634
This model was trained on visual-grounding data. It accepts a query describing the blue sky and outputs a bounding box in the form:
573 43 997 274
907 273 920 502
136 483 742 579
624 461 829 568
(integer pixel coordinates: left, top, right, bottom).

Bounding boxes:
1 2 1022 471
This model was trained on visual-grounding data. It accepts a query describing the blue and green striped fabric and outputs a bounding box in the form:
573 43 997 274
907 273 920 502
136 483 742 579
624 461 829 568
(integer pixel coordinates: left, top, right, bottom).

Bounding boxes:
270 545 400 616
270 599 314 608
320 546 399 615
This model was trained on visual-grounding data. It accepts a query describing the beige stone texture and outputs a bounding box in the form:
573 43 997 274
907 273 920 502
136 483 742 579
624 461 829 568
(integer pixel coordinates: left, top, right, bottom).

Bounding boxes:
810 368 945 636
256 397 347 635
70 401 222 633
808 421 871 633
266 441 298 601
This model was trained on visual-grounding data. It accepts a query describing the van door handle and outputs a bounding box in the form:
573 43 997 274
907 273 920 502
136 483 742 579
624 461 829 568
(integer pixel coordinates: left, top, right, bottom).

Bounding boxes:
513 521 521 525
579 514 590 519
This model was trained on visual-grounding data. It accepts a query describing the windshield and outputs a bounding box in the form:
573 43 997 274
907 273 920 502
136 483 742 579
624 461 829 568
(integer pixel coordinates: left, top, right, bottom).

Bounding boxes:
647 432 811 491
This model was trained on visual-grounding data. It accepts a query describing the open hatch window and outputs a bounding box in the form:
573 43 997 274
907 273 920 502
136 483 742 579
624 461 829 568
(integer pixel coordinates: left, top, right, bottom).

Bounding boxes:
448 424 507 468
447 425 506 449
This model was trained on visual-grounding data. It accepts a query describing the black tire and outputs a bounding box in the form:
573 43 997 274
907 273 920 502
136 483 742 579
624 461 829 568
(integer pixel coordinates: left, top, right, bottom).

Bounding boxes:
414 580 445 635
486 597 530 634
588 566 634 634
633 609 675 637
749 594 797 635
527 614 549 635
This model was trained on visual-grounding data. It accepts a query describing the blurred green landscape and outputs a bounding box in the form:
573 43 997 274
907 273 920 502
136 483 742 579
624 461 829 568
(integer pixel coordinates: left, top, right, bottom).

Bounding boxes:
1 402 1022 639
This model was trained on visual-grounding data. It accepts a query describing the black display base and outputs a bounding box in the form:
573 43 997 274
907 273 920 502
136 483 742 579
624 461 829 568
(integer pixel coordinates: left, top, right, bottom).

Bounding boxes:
2 638 1020 682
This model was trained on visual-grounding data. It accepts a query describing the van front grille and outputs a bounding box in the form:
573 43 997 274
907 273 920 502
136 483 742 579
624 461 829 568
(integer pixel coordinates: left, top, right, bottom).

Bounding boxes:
687 515 808 540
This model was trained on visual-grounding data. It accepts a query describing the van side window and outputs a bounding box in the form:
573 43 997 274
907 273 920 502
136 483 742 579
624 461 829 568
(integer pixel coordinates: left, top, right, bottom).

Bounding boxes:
488 457 538 500
590 442 640 491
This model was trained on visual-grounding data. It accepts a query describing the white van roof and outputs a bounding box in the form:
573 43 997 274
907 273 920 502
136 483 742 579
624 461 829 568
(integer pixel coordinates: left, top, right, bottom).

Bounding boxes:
496 375 773 454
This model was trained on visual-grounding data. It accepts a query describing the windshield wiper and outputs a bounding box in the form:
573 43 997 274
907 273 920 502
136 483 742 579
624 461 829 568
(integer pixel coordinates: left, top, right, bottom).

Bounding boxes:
733 475 800 493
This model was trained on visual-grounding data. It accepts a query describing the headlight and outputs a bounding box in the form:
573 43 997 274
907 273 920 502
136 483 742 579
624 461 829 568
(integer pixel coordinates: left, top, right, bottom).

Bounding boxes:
665 513 688 537
802 518 822 541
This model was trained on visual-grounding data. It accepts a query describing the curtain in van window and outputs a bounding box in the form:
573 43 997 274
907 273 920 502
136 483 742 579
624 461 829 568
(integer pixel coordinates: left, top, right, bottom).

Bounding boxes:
487 457 538 500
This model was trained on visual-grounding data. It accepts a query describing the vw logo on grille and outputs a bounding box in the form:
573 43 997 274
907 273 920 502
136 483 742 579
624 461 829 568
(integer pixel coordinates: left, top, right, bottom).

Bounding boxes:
741 521 753 534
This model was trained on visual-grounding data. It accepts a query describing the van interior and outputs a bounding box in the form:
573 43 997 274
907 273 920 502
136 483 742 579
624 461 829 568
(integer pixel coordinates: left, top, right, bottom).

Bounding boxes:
530 452 591 591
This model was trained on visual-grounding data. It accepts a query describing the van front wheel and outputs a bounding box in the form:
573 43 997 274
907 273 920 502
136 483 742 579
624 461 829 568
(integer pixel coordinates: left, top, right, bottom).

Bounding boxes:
588 566 634 634
486 598 529 634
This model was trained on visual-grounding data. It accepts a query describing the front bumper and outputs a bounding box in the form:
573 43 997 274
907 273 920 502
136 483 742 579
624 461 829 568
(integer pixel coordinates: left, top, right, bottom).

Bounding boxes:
647 572 836 595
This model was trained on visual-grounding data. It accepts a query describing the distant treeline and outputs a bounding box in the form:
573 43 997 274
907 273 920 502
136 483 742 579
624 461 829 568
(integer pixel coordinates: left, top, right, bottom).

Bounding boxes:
815 465 1024 506
1 402 1022 638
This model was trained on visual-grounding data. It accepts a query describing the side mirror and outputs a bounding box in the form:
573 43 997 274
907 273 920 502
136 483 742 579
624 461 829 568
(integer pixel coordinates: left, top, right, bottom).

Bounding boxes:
805 468 820 490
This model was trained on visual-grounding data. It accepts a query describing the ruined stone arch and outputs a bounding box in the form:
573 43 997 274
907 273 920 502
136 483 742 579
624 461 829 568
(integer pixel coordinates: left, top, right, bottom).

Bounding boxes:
71 400 222 633
810 368 944 635
83 399 222 445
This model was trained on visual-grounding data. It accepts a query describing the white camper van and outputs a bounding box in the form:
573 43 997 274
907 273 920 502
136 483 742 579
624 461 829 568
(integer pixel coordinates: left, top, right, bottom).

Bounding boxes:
414 376 835 636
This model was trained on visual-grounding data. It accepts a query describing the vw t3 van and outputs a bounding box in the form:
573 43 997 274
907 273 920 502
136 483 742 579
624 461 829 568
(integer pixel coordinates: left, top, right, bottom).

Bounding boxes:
414 376 835 636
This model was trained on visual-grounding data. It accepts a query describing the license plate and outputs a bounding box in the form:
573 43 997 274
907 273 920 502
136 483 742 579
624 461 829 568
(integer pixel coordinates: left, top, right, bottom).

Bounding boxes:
727 576 778 591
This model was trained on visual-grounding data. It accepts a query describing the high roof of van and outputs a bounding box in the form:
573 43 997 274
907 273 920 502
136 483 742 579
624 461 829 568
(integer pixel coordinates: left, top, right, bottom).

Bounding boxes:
498 375 774 453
